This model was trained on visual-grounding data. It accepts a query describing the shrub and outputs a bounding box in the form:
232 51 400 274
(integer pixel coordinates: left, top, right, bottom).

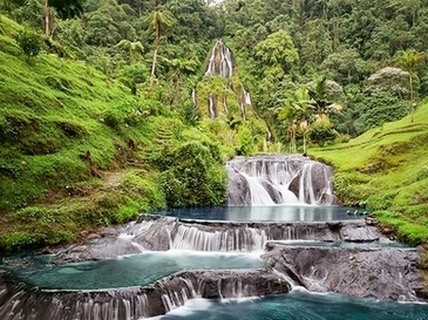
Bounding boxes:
157 141 227 207
1 231 36 251
14 29 42 57
101 100 147 130
308 121 337 146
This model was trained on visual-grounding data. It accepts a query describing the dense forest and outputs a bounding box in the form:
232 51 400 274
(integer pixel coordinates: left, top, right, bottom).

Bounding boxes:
2 0 428 144
1 0 428 251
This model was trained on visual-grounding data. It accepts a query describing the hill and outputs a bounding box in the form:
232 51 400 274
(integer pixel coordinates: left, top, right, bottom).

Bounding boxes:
312 102 428 244
0 15 233 252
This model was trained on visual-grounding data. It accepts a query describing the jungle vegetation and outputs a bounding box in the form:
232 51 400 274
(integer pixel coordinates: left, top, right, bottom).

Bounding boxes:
1 0 428 251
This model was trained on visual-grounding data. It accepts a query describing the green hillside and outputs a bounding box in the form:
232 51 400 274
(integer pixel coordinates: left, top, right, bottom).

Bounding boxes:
0 15 234 252
2 0 428 254
312 102 428 244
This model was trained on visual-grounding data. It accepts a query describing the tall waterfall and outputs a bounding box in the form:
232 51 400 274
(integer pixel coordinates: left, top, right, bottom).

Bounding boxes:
227 154 336 206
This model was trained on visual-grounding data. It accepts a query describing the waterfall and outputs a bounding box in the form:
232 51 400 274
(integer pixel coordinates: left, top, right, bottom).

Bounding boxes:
0 269 291 320
191 88 197 107
204 40 234 78
123 217 360 252
227 154 336 206
208 93 215 118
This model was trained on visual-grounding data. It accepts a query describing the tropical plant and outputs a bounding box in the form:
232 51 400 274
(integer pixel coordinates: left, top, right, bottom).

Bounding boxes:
146 9 176 89
307 76 343 123
119 64 148 95
115 39 144 63
394 49 422 122
288 86 312 153
14 28 42 57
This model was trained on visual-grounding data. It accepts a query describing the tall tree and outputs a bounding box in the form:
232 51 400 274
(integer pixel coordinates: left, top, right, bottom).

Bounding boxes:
288 86 312 153
45 0 84 35
394 49 422 122
147 9 175 89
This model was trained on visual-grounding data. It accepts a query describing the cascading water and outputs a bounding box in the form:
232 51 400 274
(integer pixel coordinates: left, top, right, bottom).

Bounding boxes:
204 40 234 78
1 155 426 319
227 154 336 206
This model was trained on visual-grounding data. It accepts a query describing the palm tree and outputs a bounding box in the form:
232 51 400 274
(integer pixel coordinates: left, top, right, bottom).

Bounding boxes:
115 40 144 63
275 99 298 153
307 76 342 123
290 86 312 153
146 9 176 89
395 50 422 123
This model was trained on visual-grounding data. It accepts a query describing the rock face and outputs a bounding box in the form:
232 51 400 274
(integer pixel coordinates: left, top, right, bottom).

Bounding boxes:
0 269 290 320
227 154 336 205
262 245 422 301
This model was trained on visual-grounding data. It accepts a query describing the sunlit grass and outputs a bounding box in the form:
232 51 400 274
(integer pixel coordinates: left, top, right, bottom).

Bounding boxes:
312 103 428 244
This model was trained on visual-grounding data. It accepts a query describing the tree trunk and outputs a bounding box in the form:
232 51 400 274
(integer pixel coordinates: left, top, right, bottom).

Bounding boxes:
409 73 414 123
150 44 158 90
44 3 50 36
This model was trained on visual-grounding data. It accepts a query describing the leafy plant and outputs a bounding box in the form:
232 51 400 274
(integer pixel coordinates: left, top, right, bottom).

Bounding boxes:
14 28 42 57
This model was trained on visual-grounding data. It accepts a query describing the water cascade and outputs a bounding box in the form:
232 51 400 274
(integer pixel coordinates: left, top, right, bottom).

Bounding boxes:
1 154 427 319
227 154 336 206
0 269 290 319
193 39 261 124
204 40 234 78
52 217 385 259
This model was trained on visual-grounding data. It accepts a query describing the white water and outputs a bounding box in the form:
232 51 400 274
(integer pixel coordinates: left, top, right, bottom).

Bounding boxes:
205 40 233 78
170 225 268 252
227 155 335 206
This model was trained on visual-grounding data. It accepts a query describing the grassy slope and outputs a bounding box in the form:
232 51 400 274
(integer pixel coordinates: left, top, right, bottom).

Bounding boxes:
0 16 174 252
312 102 428 244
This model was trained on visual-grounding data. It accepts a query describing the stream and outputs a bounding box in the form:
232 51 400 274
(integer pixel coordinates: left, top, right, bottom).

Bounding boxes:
1 155 428 319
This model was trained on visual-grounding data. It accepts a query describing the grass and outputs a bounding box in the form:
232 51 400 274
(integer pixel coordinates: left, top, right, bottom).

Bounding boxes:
311 102 428 245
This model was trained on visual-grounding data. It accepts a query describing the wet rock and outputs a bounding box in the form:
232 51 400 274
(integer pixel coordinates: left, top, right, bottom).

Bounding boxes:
53 219 392 261
0 268 290 320
262 245 422 301
341 222 383 242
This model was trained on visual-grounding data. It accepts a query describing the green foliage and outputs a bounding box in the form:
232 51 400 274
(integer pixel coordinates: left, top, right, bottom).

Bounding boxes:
48 0 84 19
154 141 227 208
254 29 299 74
2 0 428 251
308 120 337 146
101 100 147 130
14 28 41 57
1 231 37 252
119 64 148 95
416 165 428 181
237 124 254 156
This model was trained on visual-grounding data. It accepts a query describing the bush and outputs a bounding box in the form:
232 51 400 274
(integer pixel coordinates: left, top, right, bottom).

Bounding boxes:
156 141 227 207
1 231 37 251
14 29 42 57
101 100 147 130
308 121 337 145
